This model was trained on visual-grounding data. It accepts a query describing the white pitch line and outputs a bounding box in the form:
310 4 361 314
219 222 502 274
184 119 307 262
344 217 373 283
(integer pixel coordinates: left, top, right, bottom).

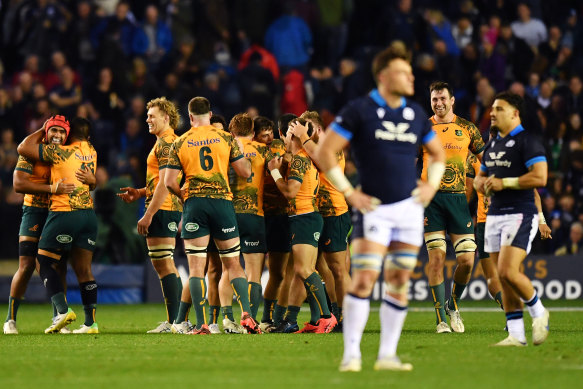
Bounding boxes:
299 306 583 312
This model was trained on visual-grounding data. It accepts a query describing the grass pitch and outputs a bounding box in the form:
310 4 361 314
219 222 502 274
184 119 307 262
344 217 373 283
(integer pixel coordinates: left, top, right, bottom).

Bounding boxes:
1 300 582 388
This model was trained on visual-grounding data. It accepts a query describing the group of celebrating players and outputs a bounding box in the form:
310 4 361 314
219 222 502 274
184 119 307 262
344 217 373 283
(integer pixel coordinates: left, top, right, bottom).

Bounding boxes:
4 44 552 372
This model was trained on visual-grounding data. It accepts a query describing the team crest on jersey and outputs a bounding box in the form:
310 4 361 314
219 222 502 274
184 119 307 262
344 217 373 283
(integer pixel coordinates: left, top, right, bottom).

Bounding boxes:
168 222 178 232
377 108 385 119
455 129 463 136
505 140 515 147
185 223 199 232
402 107 415 121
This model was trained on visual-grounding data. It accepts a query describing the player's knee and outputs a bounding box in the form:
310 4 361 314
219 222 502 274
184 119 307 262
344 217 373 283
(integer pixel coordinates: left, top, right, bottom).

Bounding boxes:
384 280 410 295
385 251 418 271
184 243 207 257
19 240 38 258
453 236 477 258
217 243 241 260
351 253 383 272
425 233 447 253
148 244 175 261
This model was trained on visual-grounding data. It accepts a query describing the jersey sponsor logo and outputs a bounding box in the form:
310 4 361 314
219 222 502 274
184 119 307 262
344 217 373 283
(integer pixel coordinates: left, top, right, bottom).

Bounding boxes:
88 238 96 246
444 143 463 151
29 224 39 232
185 223 199 232
486 151 512 168
505 140 516 147
222 226 236 233
375 121 417 143
168 222 178 232
244 152 257 158
377 108 385 119
75 152 94 162
187 138 220 148
314 232 321 241
244 240 260 247
488 151 506 160
56 234 73 244
402 107 415 121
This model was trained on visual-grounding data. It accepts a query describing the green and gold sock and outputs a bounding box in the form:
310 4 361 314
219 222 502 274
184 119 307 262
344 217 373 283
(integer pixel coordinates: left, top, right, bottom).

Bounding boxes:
52 302 57 318
6 296 21 322
285 306 300 324
188 277 208 328
51 292 68 315
273 304 286 325
249 282 262 320
304 272 331 323
176 276 183 308
176 301 191 323
230 277 251 314
448 281 467 311
209 305 220 324
495 291 504 310
161 274 180 323
221 305 234 322
430 282 447 324
261 299 277 323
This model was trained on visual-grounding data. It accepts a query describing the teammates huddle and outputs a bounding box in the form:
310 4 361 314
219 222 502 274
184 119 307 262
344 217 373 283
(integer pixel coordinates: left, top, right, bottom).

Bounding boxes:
4 45 551 372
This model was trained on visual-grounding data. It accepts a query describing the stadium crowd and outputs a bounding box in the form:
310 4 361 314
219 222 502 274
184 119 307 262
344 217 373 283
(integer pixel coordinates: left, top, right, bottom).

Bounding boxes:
0 0 582 261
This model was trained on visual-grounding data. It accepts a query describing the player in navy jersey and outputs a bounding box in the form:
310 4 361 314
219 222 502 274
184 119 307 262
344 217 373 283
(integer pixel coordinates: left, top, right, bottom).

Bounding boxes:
474 92 549 347
314 45 445 372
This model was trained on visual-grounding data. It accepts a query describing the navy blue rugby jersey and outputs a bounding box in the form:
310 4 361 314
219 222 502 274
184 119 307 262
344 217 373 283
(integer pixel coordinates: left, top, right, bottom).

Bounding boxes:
330 89 435 205
480 124 546 215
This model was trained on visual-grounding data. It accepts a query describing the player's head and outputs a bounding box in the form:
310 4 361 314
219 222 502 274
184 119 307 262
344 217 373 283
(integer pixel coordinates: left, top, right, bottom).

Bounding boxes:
289 117 314 145
372 44 414 96
146 97 180 134
210 114 227 130
188 96 211 125
300 110 323 143
277 113 298 138
429 81 455 119
69 117 92 141
253 116 275 145
490 91 523 134
229 113 254 136
45 115 70 145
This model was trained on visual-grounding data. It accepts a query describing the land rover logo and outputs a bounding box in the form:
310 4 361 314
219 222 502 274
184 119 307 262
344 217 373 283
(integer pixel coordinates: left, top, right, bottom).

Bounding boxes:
56 234 72 244
168 222 178 232
185 223 199 232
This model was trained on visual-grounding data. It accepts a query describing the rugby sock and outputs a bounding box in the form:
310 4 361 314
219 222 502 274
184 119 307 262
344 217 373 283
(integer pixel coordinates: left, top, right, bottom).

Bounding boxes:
342 294 370 361
6 296 21 322
249 282 262 320
331 302 340 320
50 292 68 315
160 274 180 323
209 305 220 325
52 303 58 318
273 304 287 325
494 292 504 310
261 299 277 323
429 282 447 324
176 301 191 323
304 272 331 322
79 281 97 326
188 277 208 328
338 306 343 322
176 276 183 308
448 281 467 311
221 305 235 322
506 310 526 343
230 277 251 314
285 305 300 324
523 291 545 318
378 295 408 359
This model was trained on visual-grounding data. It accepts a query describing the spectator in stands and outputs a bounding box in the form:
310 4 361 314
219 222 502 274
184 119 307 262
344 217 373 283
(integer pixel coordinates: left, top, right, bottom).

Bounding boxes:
511 2 548 49
132 4 173 73
554 221 583 255
566 75 583 116
239 52 277 119
48 66 82 118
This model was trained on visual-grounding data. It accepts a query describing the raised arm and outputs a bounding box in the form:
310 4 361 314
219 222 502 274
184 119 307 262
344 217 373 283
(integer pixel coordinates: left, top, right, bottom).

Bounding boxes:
17 128 45 161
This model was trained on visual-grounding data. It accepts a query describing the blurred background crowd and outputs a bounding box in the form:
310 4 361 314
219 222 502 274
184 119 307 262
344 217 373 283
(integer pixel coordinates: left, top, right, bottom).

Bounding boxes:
0 0 582 261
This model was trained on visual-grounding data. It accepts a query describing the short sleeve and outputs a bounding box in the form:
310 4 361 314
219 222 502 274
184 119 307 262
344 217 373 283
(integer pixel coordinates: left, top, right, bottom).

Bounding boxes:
15 156 34 174
229 135 244 162
155 137 173 169
523 135 547 168
468 123 486 155
165 142 182 170
330 101 361 141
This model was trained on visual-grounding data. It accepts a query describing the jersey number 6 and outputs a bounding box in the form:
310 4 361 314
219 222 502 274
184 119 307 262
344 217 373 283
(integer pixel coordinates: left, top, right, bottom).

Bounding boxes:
199 146 214 171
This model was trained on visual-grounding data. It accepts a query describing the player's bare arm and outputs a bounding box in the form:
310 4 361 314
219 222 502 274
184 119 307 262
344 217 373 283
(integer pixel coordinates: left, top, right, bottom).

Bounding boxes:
13 169 74 195
118 187 146 203
137 167 171 236
267 156 301 199
231 156 252 178
16 128 45 161
163 168 183 202
534 188 552 240
484 161 548 193
75 166 97 191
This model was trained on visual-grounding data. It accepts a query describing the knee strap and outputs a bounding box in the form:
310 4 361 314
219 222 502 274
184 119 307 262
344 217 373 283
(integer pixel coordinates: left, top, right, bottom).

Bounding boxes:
19 240 38 257
148 244 175 261
218 243 241 259
385 250 418 271
425 233 447 253
453 236 477 257
184 243 207 256
351 253 383 272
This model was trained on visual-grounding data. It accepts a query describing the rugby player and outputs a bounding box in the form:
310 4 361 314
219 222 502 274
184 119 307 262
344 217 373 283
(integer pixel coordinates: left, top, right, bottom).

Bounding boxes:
314 45 445 371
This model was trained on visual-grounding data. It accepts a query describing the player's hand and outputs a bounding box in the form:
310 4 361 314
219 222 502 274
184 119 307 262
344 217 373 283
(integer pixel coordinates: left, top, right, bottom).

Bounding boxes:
137 213 152 236
346 189 381 214
473 175 487 195
75 166 96 186
118 187 140 203
484 175 504 193
411 180 437 208
288 121 308 139
539 223 552 240
54 178 75 194
268 156 283 172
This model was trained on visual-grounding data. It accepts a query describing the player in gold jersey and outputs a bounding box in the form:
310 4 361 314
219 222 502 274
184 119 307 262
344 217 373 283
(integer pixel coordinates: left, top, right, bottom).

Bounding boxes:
268 118 337 333
165 97 261 334
18 117 99 334
118 97 189 334
421 82 485 333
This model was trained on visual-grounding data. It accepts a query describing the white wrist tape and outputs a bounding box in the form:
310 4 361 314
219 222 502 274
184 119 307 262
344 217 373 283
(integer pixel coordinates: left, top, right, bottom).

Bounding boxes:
538 211 547 225
270 169 283 182
502 177 520 189
427 161 446 190
325 165 354 197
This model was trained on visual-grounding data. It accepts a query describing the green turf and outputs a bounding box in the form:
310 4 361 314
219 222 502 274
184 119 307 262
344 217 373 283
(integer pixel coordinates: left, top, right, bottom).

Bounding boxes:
1 301 582 388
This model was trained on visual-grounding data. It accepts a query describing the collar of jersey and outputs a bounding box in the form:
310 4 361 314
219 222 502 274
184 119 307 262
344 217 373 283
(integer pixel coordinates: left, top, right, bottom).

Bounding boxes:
369 89 406 110
497 124 524 139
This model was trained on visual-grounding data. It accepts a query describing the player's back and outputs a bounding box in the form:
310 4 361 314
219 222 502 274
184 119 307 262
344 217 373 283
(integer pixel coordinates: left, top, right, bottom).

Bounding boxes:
288 149 319 216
